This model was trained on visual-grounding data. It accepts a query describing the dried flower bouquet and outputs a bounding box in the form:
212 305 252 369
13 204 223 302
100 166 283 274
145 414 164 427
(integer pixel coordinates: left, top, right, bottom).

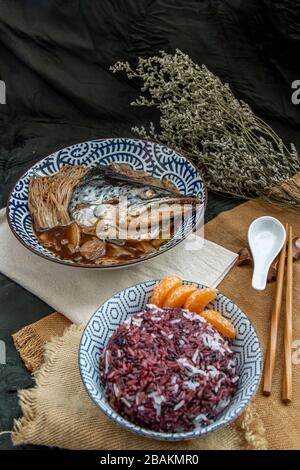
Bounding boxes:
111 50 300 210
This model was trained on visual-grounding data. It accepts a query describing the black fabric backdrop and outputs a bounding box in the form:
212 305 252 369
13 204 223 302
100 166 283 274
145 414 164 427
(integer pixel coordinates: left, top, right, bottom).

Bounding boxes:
0 0 299 450
1 0 300 207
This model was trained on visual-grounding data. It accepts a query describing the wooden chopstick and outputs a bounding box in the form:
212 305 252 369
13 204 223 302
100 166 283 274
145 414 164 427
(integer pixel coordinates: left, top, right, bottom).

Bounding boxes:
282 225 293 403
263 223 288 396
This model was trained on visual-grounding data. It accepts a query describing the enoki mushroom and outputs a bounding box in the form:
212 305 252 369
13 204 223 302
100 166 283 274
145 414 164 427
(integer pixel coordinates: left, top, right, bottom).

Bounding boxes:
28 166 89 230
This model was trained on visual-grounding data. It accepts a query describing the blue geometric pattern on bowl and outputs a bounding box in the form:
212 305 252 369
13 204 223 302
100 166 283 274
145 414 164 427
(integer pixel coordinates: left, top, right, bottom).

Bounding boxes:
79 280 263 441
7 138 206 268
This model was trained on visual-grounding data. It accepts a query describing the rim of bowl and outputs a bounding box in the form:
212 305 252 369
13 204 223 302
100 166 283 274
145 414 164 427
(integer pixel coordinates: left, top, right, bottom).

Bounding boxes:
78 279 263 440
6 137 208 270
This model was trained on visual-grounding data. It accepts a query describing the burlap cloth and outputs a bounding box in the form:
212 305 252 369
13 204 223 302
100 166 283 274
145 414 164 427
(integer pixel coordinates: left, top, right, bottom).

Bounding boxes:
11 199 300 450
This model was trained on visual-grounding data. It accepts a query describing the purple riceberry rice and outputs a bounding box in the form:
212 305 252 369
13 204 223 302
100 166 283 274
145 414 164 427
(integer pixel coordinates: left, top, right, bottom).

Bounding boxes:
100 305 239 433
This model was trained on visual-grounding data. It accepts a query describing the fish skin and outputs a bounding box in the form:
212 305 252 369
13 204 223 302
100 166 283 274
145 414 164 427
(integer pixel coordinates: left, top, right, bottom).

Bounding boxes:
69 165 200 228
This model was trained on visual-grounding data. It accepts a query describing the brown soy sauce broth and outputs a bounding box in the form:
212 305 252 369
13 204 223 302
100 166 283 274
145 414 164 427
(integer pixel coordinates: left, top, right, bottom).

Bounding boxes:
35 223 171 265
36 225 86 263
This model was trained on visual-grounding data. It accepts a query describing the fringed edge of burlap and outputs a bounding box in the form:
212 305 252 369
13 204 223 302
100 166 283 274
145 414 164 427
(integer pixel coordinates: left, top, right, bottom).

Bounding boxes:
236 404 268 450
12 324 84 446
13 326 45 373
11 323 267 450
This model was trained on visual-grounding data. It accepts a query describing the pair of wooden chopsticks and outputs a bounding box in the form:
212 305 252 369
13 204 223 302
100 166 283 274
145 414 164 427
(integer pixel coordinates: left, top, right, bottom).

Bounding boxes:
263 223 293 403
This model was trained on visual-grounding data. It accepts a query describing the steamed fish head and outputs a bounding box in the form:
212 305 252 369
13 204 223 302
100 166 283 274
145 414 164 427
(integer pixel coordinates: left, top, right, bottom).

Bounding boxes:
69 165 201 239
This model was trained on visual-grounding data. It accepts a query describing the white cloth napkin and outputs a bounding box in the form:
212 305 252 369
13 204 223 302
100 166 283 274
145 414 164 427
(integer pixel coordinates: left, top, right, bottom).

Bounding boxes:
0 208 237 324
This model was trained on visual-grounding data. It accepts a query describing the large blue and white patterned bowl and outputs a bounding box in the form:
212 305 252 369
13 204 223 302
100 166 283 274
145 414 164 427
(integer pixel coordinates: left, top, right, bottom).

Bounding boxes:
79 280 263 441
7 138 206 269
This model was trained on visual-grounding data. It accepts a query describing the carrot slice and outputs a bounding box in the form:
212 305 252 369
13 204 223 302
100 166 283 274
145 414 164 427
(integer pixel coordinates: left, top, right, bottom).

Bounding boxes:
151 276 182 307
200 310 236 339
184 288 217 313
163 285 197 309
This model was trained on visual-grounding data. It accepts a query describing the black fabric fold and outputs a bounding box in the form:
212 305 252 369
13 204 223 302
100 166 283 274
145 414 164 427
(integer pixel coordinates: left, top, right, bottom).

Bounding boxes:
0 0 299 202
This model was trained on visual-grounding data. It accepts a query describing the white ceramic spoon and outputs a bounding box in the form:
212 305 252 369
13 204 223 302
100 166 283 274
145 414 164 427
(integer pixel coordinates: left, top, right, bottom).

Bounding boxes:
248 216 286 291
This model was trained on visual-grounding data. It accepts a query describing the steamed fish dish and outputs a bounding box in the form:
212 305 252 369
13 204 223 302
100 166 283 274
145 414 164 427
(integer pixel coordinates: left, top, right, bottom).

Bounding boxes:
28 163 200 265
69 165 197 237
